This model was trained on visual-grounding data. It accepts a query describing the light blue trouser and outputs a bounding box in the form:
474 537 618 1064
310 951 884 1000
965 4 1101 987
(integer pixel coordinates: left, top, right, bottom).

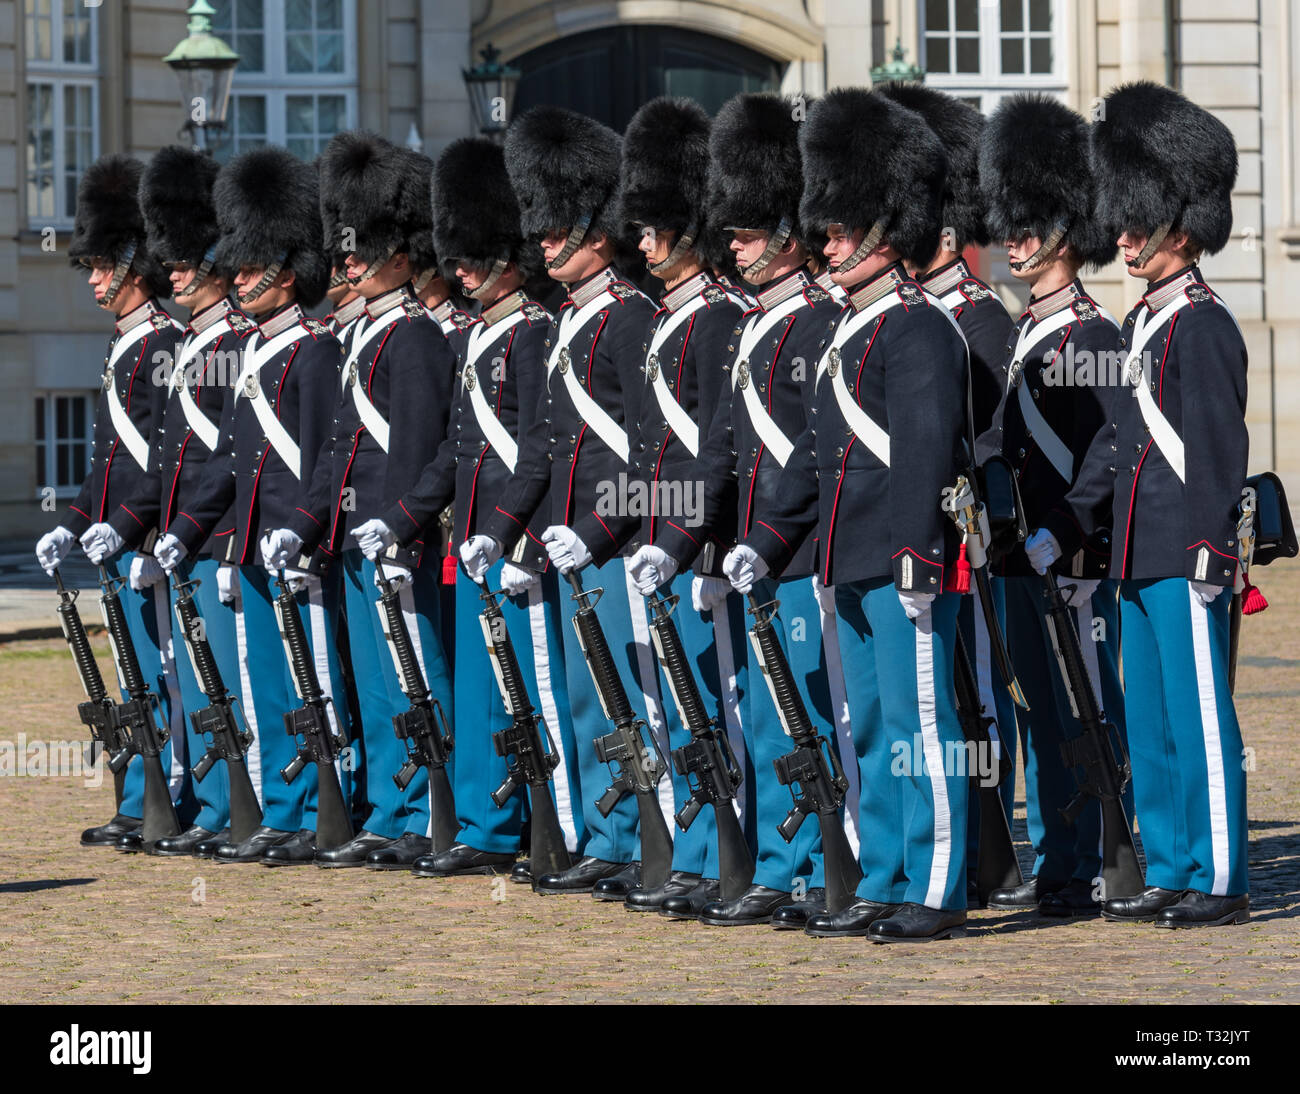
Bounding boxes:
834 579 969 911
1119 578 1247 896
342 549 453 839
452 561 581 854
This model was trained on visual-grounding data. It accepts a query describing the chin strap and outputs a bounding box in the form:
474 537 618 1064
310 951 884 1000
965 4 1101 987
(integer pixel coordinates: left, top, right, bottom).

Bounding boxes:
546 212 593 272
174 244 218 302
739 216 792 280
328 269 349 290
411 268 436 295
828 219 886 279
467 257 509 301
648 224 698 277
99 241 138 309
347 243 398 286
1126 221 1173 268
1009 217 1069 273
237 252 287 306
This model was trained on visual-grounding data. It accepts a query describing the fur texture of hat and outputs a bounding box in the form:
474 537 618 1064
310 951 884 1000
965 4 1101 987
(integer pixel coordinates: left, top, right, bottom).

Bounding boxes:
980 93 1117 268
1090 80 1237 255
799 88 946 266
620 97 712 241
213 145 329 306
69 153 172 298
707 93 805 244
399 148 440 275
875 81 989 249
432 137 540 280
504 106 623 241
140 145 227 275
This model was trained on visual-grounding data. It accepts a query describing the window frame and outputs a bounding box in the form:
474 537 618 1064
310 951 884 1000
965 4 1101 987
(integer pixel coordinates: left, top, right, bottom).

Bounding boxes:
34 390 96 498
920 0 1067 102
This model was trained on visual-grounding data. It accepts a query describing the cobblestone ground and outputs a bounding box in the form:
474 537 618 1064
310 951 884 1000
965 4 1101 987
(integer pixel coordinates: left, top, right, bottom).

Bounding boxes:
0 564 1296 1004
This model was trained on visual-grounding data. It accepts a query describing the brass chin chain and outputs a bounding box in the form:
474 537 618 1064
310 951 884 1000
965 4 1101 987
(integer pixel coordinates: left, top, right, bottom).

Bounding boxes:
1009 218 1069 273
647 226 698 276
237 255 286 305
467 257 510 300
174 247 217 301
346 243 398 286
1126 221 1173 268
739 216 792 280
546 212 593 271
827 219 886 278
99 241 138 309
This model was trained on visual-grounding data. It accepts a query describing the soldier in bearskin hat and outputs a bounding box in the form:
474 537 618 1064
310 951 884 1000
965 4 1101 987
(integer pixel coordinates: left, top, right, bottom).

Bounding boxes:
266 130 459 869
737 87 971 941
36 153 187 850
974 93 1129 917
1037 82 1250 927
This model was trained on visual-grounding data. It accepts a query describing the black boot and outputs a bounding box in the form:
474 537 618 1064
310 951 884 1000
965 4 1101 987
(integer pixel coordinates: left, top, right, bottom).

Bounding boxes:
625 871 701 912
698 884 792 926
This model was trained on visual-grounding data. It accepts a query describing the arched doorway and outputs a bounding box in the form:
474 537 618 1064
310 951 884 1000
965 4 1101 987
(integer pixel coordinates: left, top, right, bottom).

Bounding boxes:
511 26 783 130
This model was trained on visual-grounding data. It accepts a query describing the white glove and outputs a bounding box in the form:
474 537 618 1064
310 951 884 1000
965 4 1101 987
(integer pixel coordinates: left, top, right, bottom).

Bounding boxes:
153 532 187 573
1057 575 1100 610
261 528 303 572
129 554 166 591
501 562 539 597
80 523 124 565
353 518 396 561
692 575 731 613
216 563 239 605
898 589 936 620
628 545 678 596
1191 580 1226 606
542 525 592 575
36 526 75 575
279 567 310 595
459 534 502 584
1025 528 1062 575
373 560 412 591
722 544 768 594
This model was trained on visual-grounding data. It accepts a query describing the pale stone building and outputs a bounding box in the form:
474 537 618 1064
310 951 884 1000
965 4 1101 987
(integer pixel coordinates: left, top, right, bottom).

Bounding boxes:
1 0 1294 536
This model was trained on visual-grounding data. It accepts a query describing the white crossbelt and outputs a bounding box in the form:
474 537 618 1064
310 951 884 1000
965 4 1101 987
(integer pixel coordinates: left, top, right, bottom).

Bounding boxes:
1006 303 1083 483
234 323 309 479
546 290 629 462
172 320 230 451
342 301 407 454
730 294 810 467
1124 293 1204 484
463 312 528 473
645 295 709 457
104 322 159 471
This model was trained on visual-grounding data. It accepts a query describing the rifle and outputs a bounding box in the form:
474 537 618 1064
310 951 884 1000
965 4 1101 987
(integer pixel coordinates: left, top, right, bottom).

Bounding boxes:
52 566 131 811
96 563 182 844
374 559 457 854
273 568 354 849
953 627 1022 903
481 585 571 880
748 594 862 914
1040 573 1144 900
171 567 263 842
648 590 754 900
567 571 672 889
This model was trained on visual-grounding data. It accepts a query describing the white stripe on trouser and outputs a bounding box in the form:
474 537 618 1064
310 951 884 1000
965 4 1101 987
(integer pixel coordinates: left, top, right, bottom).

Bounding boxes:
305 576 345 792
813 575 860 855
153 586 186 795
232 584 264 802
971 603 1002 761
528 583 579 851
914 609 953 909
1187 585 1231 895
1073 595 1106 867
390 580 432 838
711 597 747 822
623 561 676 832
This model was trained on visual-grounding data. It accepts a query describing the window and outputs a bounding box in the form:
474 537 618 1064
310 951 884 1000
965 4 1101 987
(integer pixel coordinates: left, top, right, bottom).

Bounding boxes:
211 0 356 161
24 0 99 227
35 393 95 495
921 0 1064 112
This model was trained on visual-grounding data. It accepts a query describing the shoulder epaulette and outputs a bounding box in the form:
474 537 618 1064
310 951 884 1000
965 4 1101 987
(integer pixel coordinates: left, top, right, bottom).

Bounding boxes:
609 281 639 302
150 312 179 333
301 317 332 338
226 311 257 335
958 278 993 303
896 282 928 308
1185 283 1213 305
449 310 475 331
1071 298 1101 322
522 301 551 324
804 284 831 305
702 284 729 306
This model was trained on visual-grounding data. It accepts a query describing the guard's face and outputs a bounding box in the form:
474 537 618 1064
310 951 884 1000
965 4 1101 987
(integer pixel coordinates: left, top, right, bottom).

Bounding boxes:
540 230 570 266
84 258 115 304
823 224 863 273
638 225 674 267
1005 235 1042 282
729 229 770 271
456 261 486 293
167 261 199 296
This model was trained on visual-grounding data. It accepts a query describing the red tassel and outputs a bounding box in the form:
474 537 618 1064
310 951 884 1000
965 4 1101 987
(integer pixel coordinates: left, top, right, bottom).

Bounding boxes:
953 542 971 594
1242 575 1268 615
442 554 458 586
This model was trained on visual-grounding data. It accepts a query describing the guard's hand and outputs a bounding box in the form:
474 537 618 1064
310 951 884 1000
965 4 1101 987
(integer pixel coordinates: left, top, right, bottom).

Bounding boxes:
1191 580 1226 606
353 518 395 561
542 525 592 575
629 545 677 596
216 563 239 604
459 534 501 584
1025 528 1062 575
36 526 75 575
722 544 768 594
1057 575 1100 610
80 523 125 565
373 560 412 591
500 562 539 597
692 575 731 613
898 589 936 621
261 528 303 572
281 567 310 595
129 554 166 592
153 532 187 573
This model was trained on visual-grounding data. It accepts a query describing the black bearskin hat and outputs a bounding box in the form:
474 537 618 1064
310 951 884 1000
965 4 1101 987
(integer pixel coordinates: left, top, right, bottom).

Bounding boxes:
707 93 805 244
68 153 172 298
1090 80 1237 255
432 137 540 281
799 88 946 267
875 81 989 249
140 145 227 275
980 93 1117 268
213 145 329 307
620 97 712 240
399 148 439 275
504 106 624 241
